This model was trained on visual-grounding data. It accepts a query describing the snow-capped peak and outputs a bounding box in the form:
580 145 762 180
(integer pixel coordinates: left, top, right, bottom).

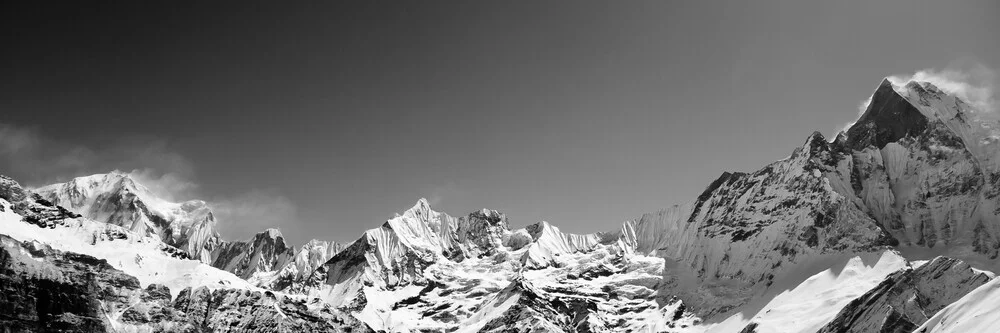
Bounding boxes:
33 171 221 263
844 78 931 150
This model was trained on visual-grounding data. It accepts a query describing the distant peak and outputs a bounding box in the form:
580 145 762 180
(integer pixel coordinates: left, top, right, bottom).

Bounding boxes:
401 198 435 219
475 208 503 218
99 170 135 184
805 131 826 144
467 209 508 228
834 131 848 143
68 170 133 185
257 228 283 239
415 197 430 208
304 239 329 246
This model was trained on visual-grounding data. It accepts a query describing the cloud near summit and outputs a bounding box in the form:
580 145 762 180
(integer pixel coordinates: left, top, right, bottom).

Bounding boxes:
887 61 997 114
0 122 301 242
835 61 998 137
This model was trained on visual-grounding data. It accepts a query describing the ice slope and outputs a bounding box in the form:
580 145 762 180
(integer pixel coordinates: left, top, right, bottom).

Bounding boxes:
34 171 221 263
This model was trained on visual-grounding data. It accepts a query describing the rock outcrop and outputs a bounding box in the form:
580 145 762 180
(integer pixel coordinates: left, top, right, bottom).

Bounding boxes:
818 256 992 333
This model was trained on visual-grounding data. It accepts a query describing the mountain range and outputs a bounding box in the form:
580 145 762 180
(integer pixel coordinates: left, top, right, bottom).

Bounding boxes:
2 76 1000 332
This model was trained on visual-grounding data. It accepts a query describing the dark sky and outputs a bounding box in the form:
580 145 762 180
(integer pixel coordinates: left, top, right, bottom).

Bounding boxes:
2 1 998 245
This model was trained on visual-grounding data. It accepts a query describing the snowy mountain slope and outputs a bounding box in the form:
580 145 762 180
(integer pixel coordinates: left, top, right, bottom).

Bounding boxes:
34 171 222 263
817 256 992 333
705 252 993 333
294 199 704 332
254 238 344 291
0 232 163 332
654 77 1000 320
0 232 371 333
33 171 348 289
705 251 910 333
0 195 253 298
916 270 1000 333
0 176 371 332
612 131 899 318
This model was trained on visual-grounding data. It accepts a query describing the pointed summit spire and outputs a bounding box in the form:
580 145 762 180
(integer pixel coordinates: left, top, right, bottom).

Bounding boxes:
844 78 930 150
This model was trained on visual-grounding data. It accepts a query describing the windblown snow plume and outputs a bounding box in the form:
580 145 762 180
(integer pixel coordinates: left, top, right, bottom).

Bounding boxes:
839 62 997 137
887 62 997 114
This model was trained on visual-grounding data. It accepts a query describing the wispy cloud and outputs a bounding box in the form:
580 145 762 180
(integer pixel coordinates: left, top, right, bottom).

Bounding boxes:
0 123 196 187
211 190 299 237
887 60 997 114
128 168 200 202
0 124 40 156
423 182 465 208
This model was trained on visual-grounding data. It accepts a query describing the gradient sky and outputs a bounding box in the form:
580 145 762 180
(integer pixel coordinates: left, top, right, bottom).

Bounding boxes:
1 1 998 245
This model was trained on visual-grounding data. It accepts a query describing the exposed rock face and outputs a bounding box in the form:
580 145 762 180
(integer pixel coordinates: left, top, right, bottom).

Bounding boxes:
170 287 372 333
653 77 1000 318
304 199 698 332
0 175 27 203
917 269 1000 332
0 233 207 333
818 257 991 333
0 234 124 332
454 209 511 258
211 228 296 279
15 195 84 230
258 239 344 292
615 131 898 317
0 177 81 229
845 79 930 150
715 251 913 333
825 79 1000 257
